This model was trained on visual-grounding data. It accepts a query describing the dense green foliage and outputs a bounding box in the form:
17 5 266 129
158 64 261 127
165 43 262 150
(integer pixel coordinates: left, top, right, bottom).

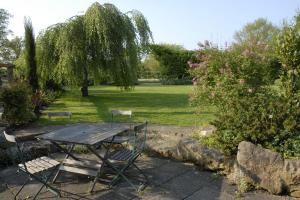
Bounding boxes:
232 18 281 83
233 18 279 50
1 82 34 127
24 18 39 92
150 44 194 79
0 9 10 47
191 16 300 157
139 54 161 78
0 9 12 63
37 85 214 126
37 2 152 96
0 9 22 64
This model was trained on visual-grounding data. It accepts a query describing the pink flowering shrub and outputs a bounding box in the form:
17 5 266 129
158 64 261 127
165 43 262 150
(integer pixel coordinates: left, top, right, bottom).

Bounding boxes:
190 43 300 157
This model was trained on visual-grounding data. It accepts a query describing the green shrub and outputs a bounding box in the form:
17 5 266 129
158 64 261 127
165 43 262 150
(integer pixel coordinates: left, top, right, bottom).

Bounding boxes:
32 89 62 111
150 44 195 79
200 88 300 156
1 82 34 127
160 78 192 85
190 34 300 157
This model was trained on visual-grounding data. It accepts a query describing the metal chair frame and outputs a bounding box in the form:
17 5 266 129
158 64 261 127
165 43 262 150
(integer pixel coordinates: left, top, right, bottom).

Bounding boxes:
3 131 61 200
108 121 149 191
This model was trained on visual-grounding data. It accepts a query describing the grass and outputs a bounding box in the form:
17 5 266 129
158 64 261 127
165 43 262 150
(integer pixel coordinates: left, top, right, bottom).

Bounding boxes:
37 85 216 126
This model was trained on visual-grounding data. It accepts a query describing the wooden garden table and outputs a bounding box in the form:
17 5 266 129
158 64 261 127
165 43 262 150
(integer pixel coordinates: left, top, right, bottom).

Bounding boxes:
37 123 129 193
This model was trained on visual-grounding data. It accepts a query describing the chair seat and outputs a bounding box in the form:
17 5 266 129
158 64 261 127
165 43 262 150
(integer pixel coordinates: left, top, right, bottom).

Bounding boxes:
103 136 130 144
18 156 59 174
109 149 136 161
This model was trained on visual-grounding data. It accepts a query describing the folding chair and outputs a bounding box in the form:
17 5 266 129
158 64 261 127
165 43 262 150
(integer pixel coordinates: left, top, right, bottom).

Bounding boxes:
103 110 133 145
3 131 61 200
107 121 149 191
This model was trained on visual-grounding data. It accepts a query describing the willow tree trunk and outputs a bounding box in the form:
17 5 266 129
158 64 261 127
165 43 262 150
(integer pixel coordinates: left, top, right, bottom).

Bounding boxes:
81 66 89 97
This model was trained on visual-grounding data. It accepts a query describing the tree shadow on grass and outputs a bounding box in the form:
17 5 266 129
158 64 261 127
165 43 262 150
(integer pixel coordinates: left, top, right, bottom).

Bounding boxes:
86 95 111 122
41 87 205 125
90 92 191 109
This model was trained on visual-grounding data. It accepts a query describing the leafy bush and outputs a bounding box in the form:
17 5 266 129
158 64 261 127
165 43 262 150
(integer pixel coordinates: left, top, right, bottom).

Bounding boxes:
1 82 34 127
160 78 192 85
44 79 64 91
150 44 195 79
232 18 281 84
139 53 161 79
32 90 62 114
190 31 300 157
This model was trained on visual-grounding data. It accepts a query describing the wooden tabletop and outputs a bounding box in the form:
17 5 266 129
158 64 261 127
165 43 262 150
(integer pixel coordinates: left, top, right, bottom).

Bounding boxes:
37 124 129 145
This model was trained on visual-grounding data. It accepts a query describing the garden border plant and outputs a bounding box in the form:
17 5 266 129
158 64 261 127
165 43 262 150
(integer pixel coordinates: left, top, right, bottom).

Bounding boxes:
190 14 300 157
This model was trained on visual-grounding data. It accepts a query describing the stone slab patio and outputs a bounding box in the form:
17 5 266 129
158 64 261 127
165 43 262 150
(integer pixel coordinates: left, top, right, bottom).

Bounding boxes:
0 153 298 200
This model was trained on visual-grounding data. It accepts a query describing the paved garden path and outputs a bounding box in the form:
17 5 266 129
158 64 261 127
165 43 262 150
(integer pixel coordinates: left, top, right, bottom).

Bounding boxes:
0 123 298 199
0 153 297 200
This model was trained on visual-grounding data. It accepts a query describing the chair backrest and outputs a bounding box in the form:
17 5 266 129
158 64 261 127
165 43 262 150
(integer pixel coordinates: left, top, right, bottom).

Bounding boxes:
111 110 132 117
3 131 17 143
3 131 27 170
111 110 132 127
133 121 148 152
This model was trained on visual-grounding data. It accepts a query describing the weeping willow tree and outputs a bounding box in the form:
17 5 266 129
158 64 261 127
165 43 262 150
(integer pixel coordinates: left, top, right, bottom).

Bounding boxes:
37 2 152 96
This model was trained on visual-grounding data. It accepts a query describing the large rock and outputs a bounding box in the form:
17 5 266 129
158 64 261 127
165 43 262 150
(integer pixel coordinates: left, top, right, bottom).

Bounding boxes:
177 139 234 174
282 159 300 197
145 125 234 175
145 125 193 158
236 141 300 197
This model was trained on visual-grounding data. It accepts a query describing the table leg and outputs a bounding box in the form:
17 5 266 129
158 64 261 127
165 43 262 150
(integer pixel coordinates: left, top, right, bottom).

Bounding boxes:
51 142 79 161
87 136 115 193
52 143 77 183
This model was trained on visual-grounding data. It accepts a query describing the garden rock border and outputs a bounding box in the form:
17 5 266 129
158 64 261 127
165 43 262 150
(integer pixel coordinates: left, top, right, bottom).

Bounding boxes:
236 141 300 198
145 126 300 198
145 125 234 174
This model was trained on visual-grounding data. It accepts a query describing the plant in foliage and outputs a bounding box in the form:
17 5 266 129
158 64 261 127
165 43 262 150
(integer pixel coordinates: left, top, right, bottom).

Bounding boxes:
150 44 194 80
24 17 39 92
190 32 300 156
1 82 34 127
0 9 10 44
0 9 16 64
37 2 152 96
232 18 281 84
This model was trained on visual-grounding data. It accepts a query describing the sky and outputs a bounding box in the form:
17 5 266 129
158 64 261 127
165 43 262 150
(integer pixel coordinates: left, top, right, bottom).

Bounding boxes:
1 0 300 50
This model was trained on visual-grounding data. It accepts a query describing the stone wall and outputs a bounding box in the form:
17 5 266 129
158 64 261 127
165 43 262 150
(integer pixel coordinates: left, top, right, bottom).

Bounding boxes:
145 127 300 198
236 141 300 197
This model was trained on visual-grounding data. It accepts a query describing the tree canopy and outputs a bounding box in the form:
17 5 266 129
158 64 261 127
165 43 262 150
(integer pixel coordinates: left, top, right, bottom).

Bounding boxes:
233 18 279 50
232 18 281 83
0 9 12 63
37 2 152 96
0 9 10 45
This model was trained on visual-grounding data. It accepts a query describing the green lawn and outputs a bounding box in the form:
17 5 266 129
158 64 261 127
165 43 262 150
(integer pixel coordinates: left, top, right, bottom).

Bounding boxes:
38 85 216 126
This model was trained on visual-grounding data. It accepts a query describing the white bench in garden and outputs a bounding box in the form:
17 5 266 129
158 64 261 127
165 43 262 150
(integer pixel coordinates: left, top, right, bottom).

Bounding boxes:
47 112 72 119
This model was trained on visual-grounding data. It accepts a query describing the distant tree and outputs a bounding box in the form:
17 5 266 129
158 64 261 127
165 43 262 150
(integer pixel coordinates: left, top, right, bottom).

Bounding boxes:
37 2 152 96
150 44 194 79
8 36 22 59
233 18 279 50
24 17 38 92
0 9 10 44
140 54 161 78
233 18 281 83
1 36 23 63
0 9 11 63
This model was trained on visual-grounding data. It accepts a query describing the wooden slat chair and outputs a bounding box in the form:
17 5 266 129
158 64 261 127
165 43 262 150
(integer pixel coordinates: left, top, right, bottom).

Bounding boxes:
103 110 133 144
3 131 61 200
107 121 149 191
